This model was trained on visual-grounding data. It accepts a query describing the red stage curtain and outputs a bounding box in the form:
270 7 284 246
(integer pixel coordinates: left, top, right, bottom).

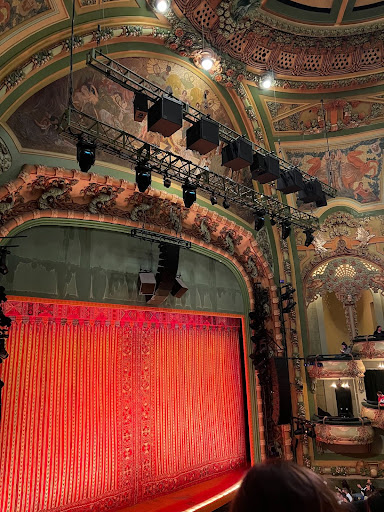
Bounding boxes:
0 300 247 512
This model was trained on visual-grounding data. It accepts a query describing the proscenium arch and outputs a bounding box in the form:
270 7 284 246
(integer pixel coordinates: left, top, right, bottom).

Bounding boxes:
0 206 277 465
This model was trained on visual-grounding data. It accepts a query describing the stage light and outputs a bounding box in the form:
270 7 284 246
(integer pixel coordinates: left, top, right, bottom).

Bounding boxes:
155 0 169 13
282 300 296 313
0 338 8 361
281 220 291 240
163 175 171 188
260 72 274 89
0 249 9 275
76 140 96 172
210 193 217 205
223 197 230 209
304 228 315 247
0 310 12 328
270 215 276 226
294 427 305 436
254 209 265 231
0 287 7 303
281 287 295 301
135 161 152 193
306 427 316 439
182 182 197 208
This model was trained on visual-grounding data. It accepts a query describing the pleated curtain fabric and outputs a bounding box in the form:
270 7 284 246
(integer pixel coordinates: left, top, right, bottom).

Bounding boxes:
0 300 247 512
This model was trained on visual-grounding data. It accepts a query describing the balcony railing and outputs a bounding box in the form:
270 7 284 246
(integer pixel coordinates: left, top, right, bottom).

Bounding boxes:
315 417 374 451
352 336 384 359
361 401 384 429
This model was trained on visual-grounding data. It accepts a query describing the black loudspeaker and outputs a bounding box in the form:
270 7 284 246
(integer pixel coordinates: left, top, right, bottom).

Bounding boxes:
222 137 253 171
277 167 305 194
298 180 323 203
134 92 148 122
138 272 156 295
147 96 183 137
186 118 219 155
251 152 280 184
146 243 180 305
171 277 188 298
274 357 292 425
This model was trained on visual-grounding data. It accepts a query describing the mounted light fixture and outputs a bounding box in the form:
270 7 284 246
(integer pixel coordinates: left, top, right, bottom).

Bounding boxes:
163 175 171 188
135 160 152 193
76 139 96 172
210 193 217 206
260 71 274 90
192 48 218 72
254 209 265 231
304 228 315 247
155 0 170 13
223 197 230 209
182 182 197 208
281 220 291 240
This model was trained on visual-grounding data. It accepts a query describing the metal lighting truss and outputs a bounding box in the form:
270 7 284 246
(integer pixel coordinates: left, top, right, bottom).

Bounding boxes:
86 48 337 198
60 106 319 229
131 229 192 248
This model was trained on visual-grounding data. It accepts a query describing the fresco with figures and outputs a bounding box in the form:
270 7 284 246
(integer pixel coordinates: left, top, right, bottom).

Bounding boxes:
283 139 383 204
0 0 51 36
7 56 253 220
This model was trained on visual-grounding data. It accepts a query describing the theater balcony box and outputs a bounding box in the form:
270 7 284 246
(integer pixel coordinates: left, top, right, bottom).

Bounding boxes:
361 400 384 430
315 417 374 454
352 336 384 359
306 355 365 393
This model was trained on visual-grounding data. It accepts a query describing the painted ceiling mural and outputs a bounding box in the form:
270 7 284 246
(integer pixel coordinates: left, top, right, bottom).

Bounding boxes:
7 57 233 170
281 137 383 205
264 98 384 134
6 56 255 221
0 0 51 36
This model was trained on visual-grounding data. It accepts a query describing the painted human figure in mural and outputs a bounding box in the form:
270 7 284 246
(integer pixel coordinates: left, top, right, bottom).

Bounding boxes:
290 140 381 204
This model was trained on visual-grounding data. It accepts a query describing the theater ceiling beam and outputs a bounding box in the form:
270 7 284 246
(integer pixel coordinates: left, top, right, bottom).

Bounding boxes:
59 106 319 229
86 48 337 199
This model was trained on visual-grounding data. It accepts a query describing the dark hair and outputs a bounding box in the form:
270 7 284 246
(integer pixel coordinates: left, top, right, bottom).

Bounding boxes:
230 461 342 512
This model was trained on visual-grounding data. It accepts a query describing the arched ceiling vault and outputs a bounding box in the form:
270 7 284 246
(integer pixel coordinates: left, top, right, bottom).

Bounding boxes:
1 0 384 219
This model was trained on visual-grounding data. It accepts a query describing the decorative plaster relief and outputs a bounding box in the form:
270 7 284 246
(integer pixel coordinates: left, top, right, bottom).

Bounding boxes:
0 137 11 174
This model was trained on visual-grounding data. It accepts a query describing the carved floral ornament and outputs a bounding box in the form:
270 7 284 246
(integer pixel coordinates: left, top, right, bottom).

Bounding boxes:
305 257 384 305
0 164 280 323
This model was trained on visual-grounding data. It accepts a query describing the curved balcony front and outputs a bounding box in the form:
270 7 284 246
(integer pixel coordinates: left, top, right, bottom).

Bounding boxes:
352 336 384 359
306 355 365 380
361 401 384 429
315 417 374 453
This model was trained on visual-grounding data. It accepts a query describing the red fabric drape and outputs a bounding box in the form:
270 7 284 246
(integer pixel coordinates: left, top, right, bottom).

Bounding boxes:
0 300 247 512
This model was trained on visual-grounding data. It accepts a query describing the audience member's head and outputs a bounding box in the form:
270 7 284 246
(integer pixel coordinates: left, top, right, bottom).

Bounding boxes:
230 460 342 512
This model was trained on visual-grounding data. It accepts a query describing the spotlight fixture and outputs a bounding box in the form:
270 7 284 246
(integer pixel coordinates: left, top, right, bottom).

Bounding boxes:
260 71 274 90
76 139 96 172
135 160 152 193
155 0 169 13
282 300 296 314
0 248 9 275
254 209 265 231
281 286 296 301
281 220 291 240
304 228 315 247
182 182 197 208
270 215 276 226
163 175 171 188
223 197 230 209
0 338 8 361
210 193 217 206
